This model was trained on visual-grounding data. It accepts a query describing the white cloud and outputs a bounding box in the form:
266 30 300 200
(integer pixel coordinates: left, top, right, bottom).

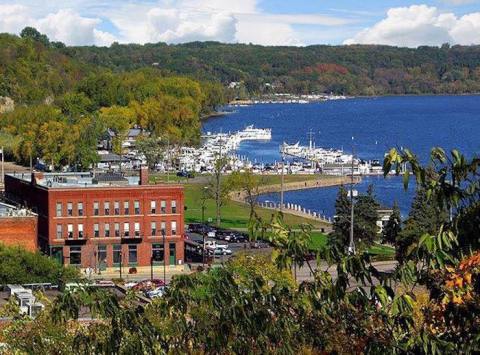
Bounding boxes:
0 0 353 46
0 4 32 33
0 5 116 46
101 0 354 46
145 7 237 43
344 4 480 47
36 9 114 46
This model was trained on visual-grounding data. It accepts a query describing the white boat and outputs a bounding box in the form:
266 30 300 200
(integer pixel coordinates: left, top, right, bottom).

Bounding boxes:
237 125 272 140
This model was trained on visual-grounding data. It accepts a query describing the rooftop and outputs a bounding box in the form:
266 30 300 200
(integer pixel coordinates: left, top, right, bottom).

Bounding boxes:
0 201 34 217
7 172 143 189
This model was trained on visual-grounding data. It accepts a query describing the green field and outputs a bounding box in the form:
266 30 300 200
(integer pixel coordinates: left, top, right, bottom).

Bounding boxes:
149 173 333 229
308 232 395 259
183 183 329 229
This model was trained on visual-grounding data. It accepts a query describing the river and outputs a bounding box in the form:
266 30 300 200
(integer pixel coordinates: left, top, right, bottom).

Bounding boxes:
202 95 480 218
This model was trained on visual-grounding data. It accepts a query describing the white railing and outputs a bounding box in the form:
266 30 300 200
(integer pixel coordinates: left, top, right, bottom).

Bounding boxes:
257 201 332 224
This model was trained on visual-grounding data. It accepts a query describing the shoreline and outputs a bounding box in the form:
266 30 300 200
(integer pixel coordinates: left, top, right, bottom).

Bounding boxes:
230 175 360 225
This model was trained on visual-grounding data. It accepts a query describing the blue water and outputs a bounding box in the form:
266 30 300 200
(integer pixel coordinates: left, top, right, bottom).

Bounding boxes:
202 96 480 218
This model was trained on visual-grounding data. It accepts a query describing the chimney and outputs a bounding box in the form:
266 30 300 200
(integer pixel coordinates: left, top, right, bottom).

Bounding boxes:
31 170 44 185
139 166 149 185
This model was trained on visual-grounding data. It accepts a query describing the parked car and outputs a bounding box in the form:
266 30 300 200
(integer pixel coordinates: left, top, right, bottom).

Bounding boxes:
146 286 166 299
213 247 233 256
132 279 166 291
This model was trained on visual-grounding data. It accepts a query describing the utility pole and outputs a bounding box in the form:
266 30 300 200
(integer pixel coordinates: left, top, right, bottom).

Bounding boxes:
0 146 4 184
349 137 356 255
162 229 166 285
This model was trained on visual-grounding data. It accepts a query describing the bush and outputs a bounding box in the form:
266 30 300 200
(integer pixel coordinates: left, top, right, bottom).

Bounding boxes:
0 244 79 285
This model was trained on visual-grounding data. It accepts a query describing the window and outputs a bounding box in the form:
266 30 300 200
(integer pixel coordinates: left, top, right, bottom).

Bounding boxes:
70 246 82 265
104 223 110 237
171 221 177 236
93 202 99 216
56 202 62 217
93 223 99 238
98 245 107 265
171 200 177 214
114 223 120 237
67 224 73 239
161 221 166 235
124 222 130 237
104 201 110 215
67 202 73 216
56 224 63 239
151 222 157 236
77 202 84 216
152 243 164 262
124 201 129 215
134 222 140 236
134 201 140 214
128 245 137 264
150 201 156 214
114 201 120 215
78 224 84 239
160 200 166 213
113 244 122 264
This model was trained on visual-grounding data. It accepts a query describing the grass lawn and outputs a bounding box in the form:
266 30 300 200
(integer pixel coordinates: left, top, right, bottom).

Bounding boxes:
308 233 395 259
184 183 329 229
309 232 328 250
149 172 334 229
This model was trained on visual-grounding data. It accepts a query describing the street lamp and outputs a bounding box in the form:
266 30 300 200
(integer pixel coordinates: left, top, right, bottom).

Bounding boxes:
202 186 208 267
348 137 356 255
150 255 154 281
162 228 166 285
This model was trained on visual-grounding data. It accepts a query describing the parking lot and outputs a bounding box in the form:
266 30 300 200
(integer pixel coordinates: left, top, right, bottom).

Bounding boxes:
185 223 272 262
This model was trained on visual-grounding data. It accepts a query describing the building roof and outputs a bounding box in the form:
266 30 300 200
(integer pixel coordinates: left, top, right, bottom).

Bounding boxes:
98 153 127 163
0 201 34 217
7 172 142 188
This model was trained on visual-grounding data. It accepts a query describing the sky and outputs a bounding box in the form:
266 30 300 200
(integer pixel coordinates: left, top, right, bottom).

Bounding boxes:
0 0 479 47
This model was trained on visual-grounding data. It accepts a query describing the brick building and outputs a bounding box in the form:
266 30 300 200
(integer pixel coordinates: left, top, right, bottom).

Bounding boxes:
4 167 184 269
0 202 38 252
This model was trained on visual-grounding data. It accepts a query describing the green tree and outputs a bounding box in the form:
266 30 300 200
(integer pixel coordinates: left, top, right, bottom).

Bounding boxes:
206 154 230 227
135 134 165 169
396 188 447 263
20 27 50 47
330 184 379 251
382 201 401 245
0 244 79 285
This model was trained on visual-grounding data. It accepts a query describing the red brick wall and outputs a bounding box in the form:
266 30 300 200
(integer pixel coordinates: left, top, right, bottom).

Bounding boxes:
5 175 185 268
0 216 38 252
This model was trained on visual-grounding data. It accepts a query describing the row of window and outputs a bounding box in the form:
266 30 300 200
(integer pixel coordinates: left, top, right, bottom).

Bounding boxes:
56 200 178 217
68 243 176 265
57 221 177 239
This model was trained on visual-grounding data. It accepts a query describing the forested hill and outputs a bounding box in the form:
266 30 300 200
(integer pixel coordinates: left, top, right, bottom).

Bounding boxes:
62 42 480 96
0 30 225 170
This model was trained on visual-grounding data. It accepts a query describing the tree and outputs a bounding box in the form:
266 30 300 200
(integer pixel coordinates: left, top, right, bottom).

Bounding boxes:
396 188 447 263
60 92 94 117
20 27 50 47
353 185 380 247
206 154 230 227
0 244 79 285
330 185 351 248
228 170 264 222
330 184 380 251
382 201 401 245
135 134 165 169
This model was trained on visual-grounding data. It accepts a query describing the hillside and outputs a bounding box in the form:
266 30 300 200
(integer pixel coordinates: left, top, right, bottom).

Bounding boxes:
62 42 480 96
0 30 225 169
